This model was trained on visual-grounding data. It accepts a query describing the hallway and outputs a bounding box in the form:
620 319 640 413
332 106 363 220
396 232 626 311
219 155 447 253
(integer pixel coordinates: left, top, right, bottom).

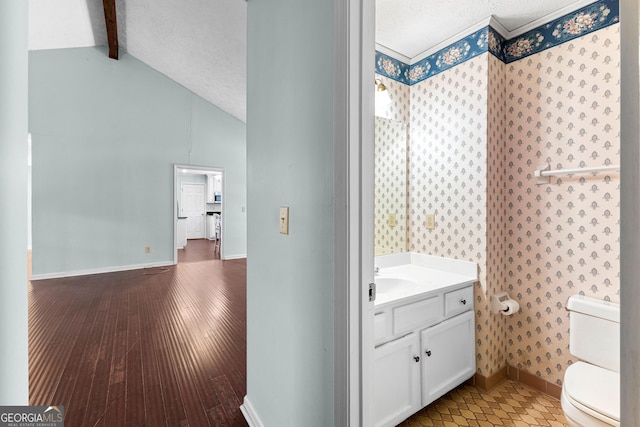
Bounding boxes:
29 258 247 426
179 239 221 264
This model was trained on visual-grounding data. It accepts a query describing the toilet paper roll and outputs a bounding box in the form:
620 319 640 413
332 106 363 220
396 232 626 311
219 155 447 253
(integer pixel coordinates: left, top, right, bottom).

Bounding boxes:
501 299 520 315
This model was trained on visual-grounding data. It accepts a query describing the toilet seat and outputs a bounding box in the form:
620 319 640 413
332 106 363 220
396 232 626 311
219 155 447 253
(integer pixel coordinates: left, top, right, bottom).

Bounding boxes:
563 362 619 426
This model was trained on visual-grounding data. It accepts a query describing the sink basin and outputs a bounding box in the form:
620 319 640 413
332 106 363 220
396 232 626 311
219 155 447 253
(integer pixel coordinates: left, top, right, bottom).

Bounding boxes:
376 277 420 296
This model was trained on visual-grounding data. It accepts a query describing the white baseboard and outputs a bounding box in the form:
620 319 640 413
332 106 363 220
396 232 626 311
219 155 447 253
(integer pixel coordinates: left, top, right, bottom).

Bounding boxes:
224 254 247 260
240 396 264 427
29 260 175 281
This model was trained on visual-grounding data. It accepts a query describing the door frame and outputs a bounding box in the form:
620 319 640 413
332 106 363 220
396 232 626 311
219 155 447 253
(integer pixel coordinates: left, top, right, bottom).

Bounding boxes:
334 0 375 424
173 164 225 263
619 0 640 423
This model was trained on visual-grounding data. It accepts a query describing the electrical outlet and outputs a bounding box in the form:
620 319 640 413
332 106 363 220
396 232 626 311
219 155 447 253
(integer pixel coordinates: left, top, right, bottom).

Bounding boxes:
425 213 435 230
279 207 289 235
388 213 396 227
145 246 151 253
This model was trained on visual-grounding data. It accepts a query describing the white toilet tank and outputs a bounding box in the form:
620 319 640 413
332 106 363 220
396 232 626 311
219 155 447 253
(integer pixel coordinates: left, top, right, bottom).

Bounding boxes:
567 295 620 372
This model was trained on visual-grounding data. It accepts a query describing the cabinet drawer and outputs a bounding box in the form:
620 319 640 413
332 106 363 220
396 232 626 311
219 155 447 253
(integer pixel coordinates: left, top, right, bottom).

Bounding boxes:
444 286 473 317
393 296 442 336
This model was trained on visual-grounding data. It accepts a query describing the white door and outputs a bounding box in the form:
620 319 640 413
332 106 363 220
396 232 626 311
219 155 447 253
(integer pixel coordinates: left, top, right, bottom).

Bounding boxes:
181 183 205 239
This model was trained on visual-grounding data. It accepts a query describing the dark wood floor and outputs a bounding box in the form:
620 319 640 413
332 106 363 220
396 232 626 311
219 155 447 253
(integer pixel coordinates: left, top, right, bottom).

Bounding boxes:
179 239 221 264
29 258 247 427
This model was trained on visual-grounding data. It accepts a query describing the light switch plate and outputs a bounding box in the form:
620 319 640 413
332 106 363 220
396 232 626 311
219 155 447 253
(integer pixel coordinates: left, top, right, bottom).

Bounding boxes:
388 213 396 227
425 213 435 230
280 207 289 234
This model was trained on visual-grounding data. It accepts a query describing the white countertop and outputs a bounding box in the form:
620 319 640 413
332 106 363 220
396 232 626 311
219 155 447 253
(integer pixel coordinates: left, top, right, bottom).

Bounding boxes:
374 252 477 308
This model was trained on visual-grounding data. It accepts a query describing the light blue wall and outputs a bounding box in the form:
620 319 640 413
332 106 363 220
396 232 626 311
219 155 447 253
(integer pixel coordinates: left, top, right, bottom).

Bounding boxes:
246 0 334 425
190 95 247 250
0 0 29 404
29 47 246 276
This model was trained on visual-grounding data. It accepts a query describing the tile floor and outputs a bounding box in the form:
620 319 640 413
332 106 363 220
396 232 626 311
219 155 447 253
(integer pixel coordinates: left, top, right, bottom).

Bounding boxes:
399 380 569 427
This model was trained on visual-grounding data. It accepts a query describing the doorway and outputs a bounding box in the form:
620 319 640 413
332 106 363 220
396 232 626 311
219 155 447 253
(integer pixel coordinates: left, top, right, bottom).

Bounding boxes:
173 164 225 264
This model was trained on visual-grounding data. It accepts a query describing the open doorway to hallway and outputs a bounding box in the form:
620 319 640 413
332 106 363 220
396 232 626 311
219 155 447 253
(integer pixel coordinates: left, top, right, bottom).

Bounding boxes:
174 165 225 264
178 238 220 263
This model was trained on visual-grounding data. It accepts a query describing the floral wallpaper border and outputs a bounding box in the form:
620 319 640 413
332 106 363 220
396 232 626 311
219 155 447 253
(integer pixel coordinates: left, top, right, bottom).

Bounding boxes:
375 51 411 85
375 27 488 86
502 0 618 62
409 27 488 84
375 0 619 84
487 28 507 63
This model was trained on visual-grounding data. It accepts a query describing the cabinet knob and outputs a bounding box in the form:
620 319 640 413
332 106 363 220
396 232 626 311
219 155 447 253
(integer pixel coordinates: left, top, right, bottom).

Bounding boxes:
413 356 420 363
425 350 432 357
460 299 467 305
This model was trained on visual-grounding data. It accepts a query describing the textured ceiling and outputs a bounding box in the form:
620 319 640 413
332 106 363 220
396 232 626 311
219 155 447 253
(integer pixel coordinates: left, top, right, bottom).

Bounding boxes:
29 0 587 123
376 0 585 60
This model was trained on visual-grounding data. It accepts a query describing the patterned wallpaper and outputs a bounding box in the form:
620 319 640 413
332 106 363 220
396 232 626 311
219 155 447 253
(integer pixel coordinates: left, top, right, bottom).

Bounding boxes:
374 75 410 255
375 117 408 255
375 0 620 385
484 54 508 378
407 56 508 377
408 56 487 265
504 24 620 385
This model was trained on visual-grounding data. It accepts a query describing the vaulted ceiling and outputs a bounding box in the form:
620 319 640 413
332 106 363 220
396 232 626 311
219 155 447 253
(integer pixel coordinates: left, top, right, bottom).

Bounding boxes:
29 0 586 124
29 0 247 122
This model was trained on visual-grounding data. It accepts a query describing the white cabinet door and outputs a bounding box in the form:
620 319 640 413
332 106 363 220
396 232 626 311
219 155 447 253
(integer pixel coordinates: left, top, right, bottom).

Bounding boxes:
374 333 421 427
420 310 475 406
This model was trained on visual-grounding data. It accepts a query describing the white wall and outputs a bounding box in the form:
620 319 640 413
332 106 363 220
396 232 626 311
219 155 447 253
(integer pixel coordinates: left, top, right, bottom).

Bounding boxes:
245 0 335 424
0 0 29 404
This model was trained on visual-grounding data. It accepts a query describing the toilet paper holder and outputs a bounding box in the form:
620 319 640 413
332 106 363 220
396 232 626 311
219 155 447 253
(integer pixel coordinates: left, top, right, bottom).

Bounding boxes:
490 292 516 314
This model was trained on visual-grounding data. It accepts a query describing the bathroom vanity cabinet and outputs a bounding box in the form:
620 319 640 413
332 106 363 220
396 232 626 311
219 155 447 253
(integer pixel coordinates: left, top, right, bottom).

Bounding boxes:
373 269 475 427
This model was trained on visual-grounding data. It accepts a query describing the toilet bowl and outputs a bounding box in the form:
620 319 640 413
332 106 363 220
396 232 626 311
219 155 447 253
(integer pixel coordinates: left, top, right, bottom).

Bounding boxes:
560 362 619 427
561 295 620 427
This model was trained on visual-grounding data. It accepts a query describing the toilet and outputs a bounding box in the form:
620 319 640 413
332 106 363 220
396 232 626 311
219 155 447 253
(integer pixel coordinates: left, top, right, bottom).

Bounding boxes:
561 295 620 427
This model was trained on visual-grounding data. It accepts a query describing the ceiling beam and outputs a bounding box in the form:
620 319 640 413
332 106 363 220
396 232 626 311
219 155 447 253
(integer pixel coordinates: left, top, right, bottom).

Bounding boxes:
102 0 118 59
